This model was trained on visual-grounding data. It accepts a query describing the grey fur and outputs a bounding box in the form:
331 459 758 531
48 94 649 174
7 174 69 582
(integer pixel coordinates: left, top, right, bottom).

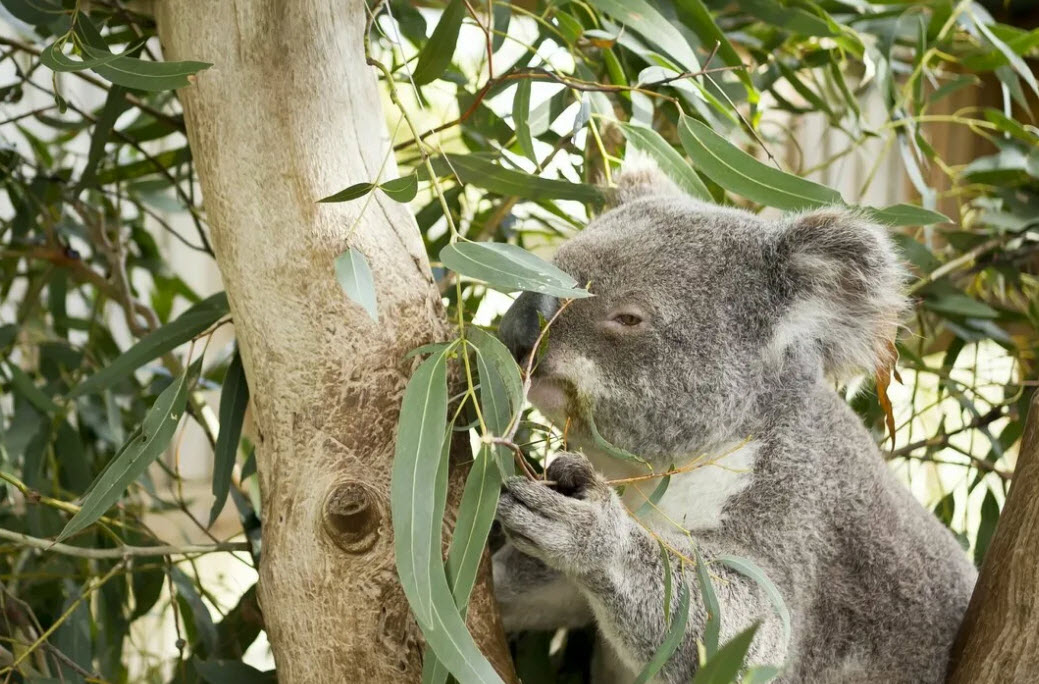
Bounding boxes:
493 169 976 683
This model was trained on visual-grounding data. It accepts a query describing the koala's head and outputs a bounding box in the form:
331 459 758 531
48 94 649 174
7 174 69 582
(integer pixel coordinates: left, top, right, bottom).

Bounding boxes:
499 166 907 464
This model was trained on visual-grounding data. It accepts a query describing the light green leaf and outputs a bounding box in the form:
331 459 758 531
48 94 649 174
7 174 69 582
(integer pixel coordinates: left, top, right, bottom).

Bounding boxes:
412 0 465 85
586 408 649 467
380 174 418 203
678 116 843 211
695 546 721 658
691 622 760 684
587 0 700 73
513 79 537 166
434 154 603 203
971 13 1039 98
633 574 690 684
69 292 229 398
718 555 790 647
743 665 782 684
335 248 379 322
635 470 672 517
440 242 592 299
58 357 202 542
867 204 949 227
209 350 250 527
674 0 756 97
390 351 504 684
617 122 711 201
467 327 521 477
318 182 374 203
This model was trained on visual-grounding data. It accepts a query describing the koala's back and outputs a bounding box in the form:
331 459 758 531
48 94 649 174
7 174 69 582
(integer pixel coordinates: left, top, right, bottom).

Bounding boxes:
724 386 977 683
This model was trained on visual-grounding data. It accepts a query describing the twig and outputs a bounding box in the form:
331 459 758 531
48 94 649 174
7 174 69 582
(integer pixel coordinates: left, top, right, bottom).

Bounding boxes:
0 528 249 559
886 406 1007 458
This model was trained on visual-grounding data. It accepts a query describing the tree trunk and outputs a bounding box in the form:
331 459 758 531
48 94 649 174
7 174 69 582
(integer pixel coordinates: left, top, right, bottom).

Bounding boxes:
155 3 515 681
947 391 1039 682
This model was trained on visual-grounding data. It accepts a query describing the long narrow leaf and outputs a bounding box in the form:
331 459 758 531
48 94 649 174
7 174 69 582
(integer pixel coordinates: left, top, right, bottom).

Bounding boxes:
691 622 761 684
57 357 202 542
69 292 228 398
618 122 711 201
335 248 379 322
718 555 790 647
412 0 465 85
634 574 691 684
440 242 592 299
208 350 250 526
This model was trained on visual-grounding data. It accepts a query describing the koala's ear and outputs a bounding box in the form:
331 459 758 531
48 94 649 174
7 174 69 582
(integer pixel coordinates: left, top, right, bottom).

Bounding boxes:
769 207 909 379
608 155 685 206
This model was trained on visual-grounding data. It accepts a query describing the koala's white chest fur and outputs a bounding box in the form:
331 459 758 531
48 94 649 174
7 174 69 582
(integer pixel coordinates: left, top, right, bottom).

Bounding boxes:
575 441 760 533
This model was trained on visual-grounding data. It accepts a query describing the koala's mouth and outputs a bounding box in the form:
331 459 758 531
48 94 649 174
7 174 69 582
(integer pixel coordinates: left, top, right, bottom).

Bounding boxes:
527 375 576 427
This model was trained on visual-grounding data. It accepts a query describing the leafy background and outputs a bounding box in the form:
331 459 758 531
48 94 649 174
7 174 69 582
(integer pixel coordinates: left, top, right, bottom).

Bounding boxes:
1 0 1037 682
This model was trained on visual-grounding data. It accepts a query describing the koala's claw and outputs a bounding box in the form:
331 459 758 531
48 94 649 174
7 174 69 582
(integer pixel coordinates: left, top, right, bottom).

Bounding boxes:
545 452 604 499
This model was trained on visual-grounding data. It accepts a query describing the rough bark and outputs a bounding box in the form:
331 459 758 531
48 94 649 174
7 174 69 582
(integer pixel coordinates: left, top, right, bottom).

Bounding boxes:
155 3 514 681
947 391 1039 682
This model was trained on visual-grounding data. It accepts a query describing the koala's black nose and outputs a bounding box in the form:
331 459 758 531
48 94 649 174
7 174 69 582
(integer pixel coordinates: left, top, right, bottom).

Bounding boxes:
498 291 559 363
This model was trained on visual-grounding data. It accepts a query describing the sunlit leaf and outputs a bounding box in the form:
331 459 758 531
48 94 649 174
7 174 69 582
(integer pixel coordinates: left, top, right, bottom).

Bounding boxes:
440 241 592 299
678 116 842 210
412 0 465 85
587 0 700 73
335 248 379 322
618 122 711 201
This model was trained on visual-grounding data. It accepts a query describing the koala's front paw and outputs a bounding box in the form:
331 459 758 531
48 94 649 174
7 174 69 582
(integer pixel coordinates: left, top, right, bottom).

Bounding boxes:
497 453 627 578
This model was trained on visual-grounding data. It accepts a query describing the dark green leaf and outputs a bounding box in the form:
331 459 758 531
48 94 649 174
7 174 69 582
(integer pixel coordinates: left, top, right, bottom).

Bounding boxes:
335 247 379 322
635 470 672 517
69 292 228 398
434 154 603 203
58 357 202 542
380 174 418 203
209 350 249 526
77 86 130 191
866 204 949 227
440 241 592 299
587 0 700 73
412 0 465 85
195 658 276 684
5 361 59 413
695 546 721 658
678 116 842 211
974 487 1000 566
743 0 837 37
513 79 537 166
924 293 1000 319
318 182 374 203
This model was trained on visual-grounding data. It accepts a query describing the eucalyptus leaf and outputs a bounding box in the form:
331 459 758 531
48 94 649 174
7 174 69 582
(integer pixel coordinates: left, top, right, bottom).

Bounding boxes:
69 292 228 398
58 357 202 542
335 248 379 322
434 154 603 203
440 241 592 299
691 622 761 684
718 555 791 646
209 350 249 526
319 182 374 203
513 79 537 166
633 574 690 684
412 0 465 85
380 174 418 203
695 546 721 658
587 0 700 73
618 122 711 201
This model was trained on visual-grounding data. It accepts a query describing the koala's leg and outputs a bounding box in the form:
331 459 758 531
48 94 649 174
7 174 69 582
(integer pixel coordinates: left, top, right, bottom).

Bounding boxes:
497 453 786 684
492 542 593 633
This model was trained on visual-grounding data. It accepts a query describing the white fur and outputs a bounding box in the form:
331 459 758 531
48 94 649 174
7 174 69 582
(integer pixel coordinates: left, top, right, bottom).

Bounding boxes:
633 441 759 532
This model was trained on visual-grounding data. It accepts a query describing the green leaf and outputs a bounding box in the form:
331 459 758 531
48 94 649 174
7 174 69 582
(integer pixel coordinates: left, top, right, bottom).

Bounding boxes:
718 555 790 647
209 350 250 527
422 444 504 684
434 154 603 203
73 18 211 91
587 0 700 73
412 0 465 85
923 293 1000 320
194 658 276 684
335 248 379 322
971 14 1039 98
467 327 521 477
678 116 842 211
58 357 202 542
390 351 504 684
743 665 782 683
974 487 1000 566
318 182 374 203
5 362 59 413
40 39 147 73
695 546 721 658
513 79 537 166
585 408 649 467
742 0 837 37
633 574 690 684
673 0 756 97
660 542 674 624
77 86 130 191
691 622 760 684
866 204 949 227
635 470 672 517
0 0 63 25
69 292 228 398
618 122 711 201
380 174 418 203
440 242 592 299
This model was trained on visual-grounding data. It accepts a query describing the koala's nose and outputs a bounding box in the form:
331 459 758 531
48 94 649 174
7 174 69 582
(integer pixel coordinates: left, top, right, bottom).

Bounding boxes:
498 291 559 364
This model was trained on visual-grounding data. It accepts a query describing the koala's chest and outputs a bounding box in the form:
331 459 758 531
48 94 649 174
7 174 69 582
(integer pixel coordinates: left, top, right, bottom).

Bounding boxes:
580 441 760 533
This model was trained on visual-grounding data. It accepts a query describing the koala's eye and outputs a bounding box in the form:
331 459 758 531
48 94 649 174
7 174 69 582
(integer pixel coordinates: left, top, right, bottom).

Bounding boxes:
611 313 643 327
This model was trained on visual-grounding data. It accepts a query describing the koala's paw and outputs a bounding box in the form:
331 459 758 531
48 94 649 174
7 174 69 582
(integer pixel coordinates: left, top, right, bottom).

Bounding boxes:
497 453 626 578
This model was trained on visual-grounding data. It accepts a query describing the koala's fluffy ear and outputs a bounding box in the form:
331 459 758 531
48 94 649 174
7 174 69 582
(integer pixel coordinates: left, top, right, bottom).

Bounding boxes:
608 154 685 206
770 208 908 380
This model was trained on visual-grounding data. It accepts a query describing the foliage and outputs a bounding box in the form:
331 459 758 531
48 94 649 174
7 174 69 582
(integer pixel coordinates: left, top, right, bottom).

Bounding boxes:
0 0 1037 683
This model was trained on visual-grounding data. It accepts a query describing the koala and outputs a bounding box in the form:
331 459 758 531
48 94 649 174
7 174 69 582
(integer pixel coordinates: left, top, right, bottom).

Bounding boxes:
492 166 977 683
